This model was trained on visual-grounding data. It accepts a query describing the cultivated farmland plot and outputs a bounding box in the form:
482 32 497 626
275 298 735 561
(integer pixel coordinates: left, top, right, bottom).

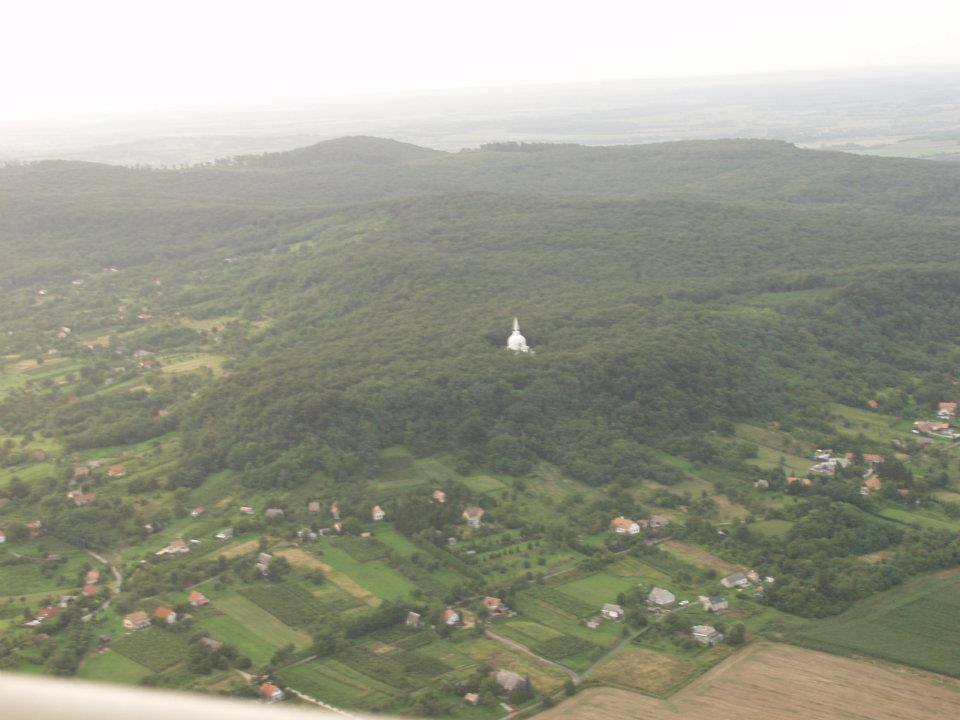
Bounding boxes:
111 628 190 672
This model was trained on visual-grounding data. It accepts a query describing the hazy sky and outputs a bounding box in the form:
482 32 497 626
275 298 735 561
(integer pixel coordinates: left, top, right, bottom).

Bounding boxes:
6 0 960 120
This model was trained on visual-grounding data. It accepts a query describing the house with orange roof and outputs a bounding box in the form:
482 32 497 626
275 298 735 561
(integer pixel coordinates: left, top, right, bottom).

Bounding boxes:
107 464 126 477
259 682 284 702
153 606 177 624
861 476 883 495
189 591 209 607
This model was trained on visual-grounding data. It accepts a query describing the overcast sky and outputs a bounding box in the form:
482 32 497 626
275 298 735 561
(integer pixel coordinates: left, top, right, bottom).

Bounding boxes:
6 0 960 120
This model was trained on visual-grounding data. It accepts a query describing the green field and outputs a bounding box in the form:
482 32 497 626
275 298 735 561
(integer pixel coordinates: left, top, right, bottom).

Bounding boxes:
790 572 960 677
554 572 639 608
319 544 418 600
79 648 152 683
280 657 399 710
199 612 285 665
213 593 311 649
111 628 190 672
0 552 102 597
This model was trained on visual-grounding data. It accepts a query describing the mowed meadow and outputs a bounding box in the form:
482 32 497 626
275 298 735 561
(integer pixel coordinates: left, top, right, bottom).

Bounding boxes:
539 643 960 720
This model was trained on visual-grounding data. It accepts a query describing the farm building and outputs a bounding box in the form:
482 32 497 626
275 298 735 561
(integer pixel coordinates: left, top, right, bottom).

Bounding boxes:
106 464 126 477
443 608 460 625
692 624 724 645
406 611 422 627
601 603 624 620
647 587 676 607
123 611 151 631
721 572 751 589
85 569 100 584
699 595 728 612
189 591 209 607
156 538 189 557
190 507 205 517
239 506 254 515
463 506 485 527
215 528 234 540
372 505 386 521
939 402 957 419
330 502 340 519
81 584 98 597
432 489 447 503
265 508 285 520
308 500 320 514
463 693 480 705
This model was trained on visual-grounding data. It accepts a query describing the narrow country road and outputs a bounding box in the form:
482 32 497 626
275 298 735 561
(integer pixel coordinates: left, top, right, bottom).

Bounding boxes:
87 550 122 609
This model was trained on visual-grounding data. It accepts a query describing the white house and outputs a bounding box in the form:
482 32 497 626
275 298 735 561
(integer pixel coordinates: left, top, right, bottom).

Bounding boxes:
372 505 386 521
611 516 641 534
601 603 624 621
692 624 724 646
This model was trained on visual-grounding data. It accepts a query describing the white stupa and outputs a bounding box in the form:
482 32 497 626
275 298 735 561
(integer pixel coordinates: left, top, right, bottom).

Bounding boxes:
507 317 531 354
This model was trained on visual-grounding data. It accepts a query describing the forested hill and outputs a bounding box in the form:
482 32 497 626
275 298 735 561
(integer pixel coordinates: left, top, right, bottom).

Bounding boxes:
3 137 960 490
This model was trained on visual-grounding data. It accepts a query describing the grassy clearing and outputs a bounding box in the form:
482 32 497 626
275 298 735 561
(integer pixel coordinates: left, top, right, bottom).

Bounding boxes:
79 648 152 683
658 540 742 574
0 551 102 597
553 573 639 608
159 353 225 374
789 571 960 676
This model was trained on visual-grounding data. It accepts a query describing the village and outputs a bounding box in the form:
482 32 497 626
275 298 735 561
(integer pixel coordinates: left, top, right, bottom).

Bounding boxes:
3 311 960 717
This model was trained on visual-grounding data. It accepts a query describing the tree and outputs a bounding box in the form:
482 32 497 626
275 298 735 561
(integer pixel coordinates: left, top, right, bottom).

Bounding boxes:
726 623 746 645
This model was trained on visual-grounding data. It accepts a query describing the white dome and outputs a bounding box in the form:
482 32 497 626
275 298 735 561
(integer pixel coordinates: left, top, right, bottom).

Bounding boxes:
507 318 530 353
508 331 527 351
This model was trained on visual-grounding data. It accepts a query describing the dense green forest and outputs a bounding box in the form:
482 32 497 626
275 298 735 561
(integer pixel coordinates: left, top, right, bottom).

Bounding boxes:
4 138 960 707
